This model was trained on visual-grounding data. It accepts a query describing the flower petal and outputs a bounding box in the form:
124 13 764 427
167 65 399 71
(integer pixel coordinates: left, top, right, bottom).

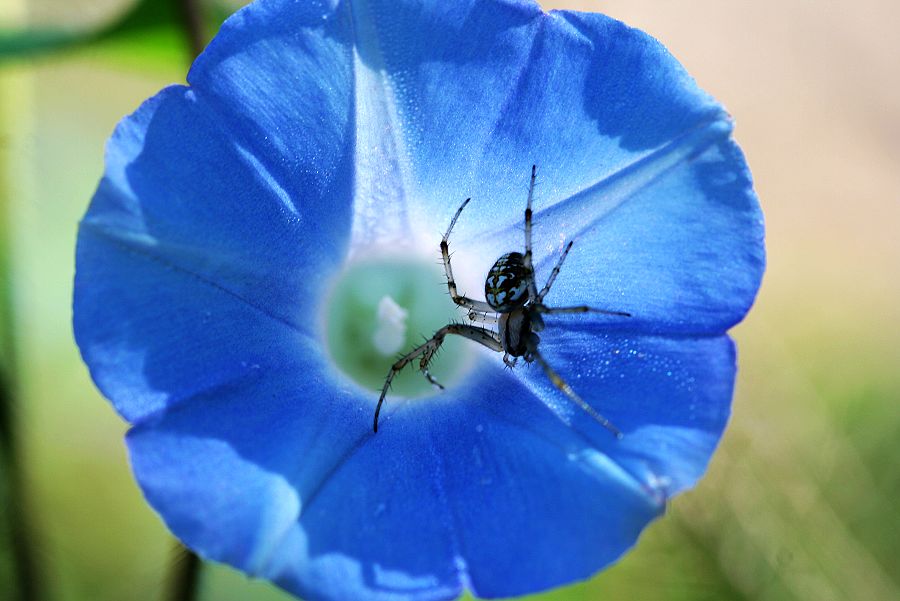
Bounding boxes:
126 355 668 600
520 325 737 496
297 0 764 333
520 137 764 336
424 368 665 597
126 362 466 601
123 327 727 600
181 0 764 334
187 0 415 252
75 2 762 601
74 84 353 422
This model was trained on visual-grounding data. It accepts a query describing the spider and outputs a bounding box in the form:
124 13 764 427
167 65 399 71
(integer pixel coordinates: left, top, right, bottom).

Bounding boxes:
373 165 630 437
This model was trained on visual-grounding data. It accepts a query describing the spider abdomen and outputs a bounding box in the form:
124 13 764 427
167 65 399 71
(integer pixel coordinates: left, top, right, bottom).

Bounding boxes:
498 310 531 357
485 252 529 311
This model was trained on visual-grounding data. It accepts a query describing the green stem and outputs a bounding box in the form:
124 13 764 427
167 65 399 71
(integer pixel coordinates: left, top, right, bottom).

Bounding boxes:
166 544 202 601
0 375 42 601
175 0 208 60
0 60 42 601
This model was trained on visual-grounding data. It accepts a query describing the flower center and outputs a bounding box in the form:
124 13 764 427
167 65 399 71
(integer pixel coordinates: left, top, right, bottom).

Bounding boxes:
324 258 472 397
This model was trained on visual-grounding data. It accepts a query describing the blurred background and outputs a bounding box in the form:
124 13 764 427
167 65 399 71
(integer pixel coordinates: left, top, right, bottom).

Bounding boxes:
1 0 897 599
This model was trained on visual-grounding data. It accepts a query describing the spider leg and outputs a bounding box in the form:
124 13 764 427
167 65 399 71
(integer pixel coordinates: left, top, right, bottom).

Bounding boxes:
526 336 623 439
421 368 445 390
441 198 494 313
537 305 631 318
534 240 630 317
374 324 503 432
536 240 573 303
466 309 499 325
522 164 540 302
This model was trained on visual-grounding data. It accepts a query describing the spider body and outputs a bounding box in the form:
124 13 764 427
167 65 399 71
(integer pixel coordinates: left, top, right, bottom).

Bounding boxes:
373 166 630 436
486 251 540 360
485 252 529 311
498 309 535 359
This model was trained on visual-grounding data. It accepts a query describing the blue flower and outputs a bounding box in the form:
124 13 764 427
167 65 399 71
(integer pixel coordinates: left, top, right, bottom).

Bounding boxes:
73 0 764 599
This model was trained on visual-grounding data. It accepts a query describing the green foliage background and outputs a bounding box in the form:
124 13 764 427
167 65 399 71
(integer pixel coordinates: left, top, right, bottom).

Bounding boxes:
1 1 898 600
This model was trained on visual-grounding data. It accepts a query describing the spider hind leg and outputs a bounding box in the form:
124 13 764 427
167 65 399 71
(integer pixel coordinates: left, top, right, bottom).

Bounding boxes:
421 367 445 391
527 335 622 439
374 323 503 432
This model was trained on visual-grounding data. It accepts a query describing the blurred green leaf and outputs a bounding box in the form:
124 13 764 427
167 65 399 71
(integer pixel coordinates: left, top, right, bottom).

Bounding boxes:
0 28 86 58
0 0 237 63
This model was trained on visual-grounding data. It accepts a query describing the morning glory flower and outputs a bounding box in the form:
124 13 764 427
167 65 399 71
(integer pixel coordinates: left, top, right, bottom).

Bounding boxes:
73 0 764 599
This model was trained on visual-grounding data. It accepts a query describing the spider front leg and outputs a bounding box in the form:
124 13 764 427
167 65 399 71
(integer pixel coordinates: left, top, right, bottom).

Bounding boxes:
374 323 503 432
441 198 494 314
537 305 631 318
535 240 631 317
522 164 539 302
536 240 573 304
526 334 623 438
466 309 499 325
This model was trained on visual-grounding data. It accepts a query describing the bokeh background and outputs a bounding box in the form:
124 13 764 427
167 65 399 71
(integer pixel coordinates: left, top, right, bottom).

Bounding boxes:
1 0 898 599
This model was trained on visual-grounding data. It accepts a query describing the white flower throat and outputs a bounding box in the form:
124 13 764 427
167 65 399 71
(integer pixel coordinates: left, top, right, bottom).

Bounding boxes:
324 258 472 398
